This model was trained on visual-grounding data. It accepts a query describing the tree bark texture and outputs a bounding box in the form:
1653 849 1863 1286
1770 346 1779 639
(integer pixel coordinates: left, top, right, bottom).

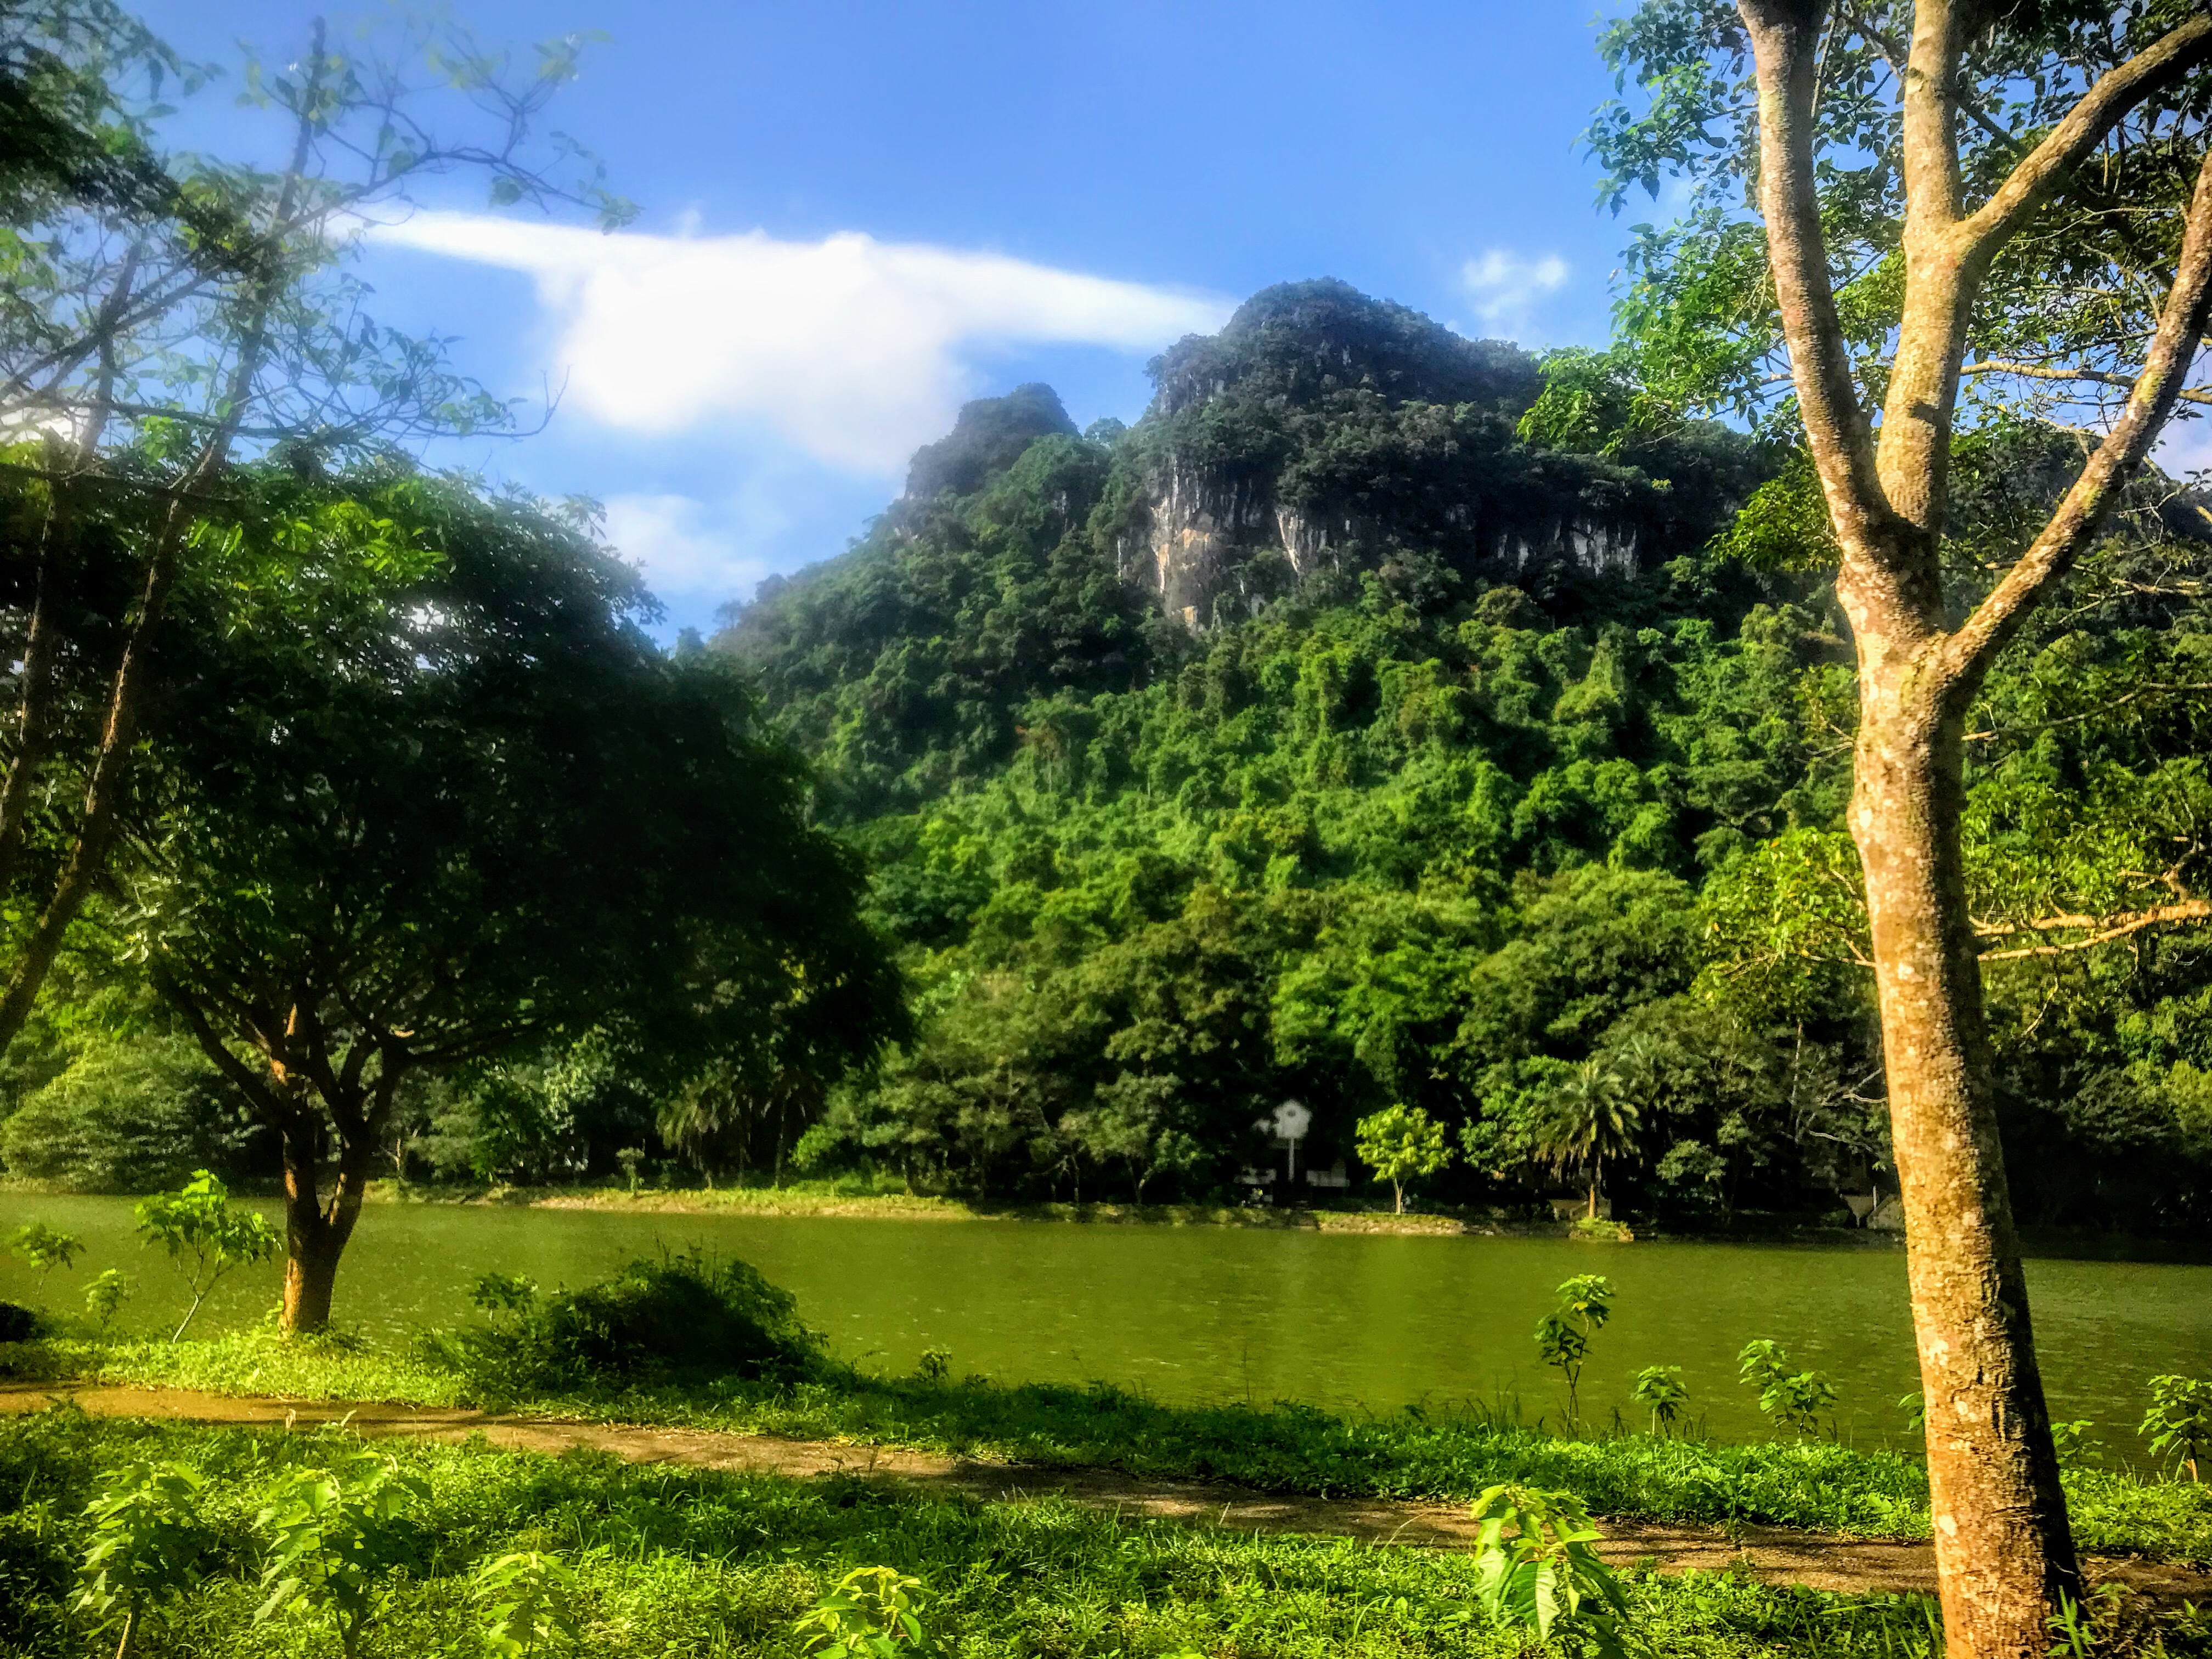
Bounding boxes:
1734 3 2212 1653
1849 662 2078 1649
279 1119 376 1336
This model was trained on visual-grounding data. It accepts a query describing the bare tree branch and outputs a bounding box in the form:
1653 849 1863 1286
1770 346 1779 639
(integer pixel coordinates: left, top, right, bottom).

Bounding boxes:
1939 145 2212 691
1976 899 2212 960
1959 15 2212 265
1961 357 2212 407
1738 1 1890 546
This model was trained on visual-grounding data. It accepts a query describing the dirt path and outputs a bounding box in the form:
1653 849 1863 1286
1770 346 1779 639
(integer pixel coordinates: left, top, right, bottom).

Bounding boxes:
6 1380 2204 1602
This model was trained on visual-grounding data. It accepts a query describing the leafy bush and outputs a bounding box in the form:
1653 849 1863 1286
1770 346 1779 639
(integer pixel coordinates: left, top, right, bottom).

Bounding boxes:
0 1301 40 1342
1534 1274 1615 1426
83 1270 135 1330
475 1549 583 1657
72 1460 209 1659
9 1220 82 1289
2140 1375 2211 1482
1739 1340 1839 1438
1469 1482 1633 1658
0 1032 257 1192
1630 1365 1688 1436
427 1249 829 1393
794 1565 933 1659
253 1453 430 1659
134 1171 281 1341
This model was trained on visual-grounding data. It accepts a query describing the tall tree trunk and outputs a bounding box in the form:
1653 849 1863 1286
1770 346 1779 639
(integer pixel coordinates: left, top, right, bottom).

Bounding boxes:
0 53 324 1062
1732 9 2212 1651
0 461 73 884
1852 672 2078 1647
279 1122 375 1335
0 250 139 893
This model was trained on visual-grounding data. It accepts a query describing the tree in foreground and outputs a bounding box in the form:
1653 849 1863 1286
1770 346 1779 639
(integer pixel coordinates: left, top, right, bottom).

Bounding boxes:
0 1 628 1058
122 469 904 1332
133 1169 277 1340
1592 4 2212 1651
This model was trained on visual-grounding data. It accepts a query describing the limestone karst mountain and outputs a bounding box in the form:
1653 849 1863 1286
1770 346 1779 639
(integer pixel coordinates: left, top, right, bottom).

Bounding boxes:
717 279 1768 819
1111 279 1753 629
723 279 1762 721
905 382 1081 504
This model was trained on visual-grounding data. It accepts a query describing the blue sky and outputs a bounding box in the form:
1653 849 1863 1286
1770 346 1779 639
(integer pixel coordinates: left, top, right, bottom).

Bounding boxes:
136 1 1651 636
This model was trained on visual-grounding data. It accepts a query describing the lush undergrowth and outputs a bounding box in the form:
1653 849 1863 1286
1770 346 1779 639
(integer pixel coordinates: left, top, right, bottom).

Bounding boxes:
11 1330 2212 1562
11 1409 2181 1659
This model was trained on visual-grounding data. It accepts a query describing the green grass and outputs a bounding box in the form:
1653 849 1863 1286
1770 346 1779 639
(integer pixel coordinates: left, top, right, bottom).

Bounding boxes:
12 1328 2212 1562
14 1409 2176 1659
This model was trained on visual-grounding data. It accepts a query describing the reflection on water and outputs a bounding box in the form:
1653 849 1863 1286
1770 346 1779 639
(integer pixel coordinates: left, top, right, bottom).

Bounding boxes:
2 1195 2207 1449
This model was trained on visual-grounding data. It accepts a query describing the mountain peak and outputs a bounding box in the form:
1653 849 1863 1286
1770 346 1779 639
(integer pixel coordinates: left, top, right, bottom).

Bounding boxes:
1149 277 1542 417
904 382 1079 501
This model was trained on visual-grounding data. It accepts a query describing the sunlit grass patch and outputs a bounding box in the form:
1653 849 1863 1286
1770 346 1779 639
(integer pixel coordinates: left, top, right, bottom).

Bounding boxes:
10 1330 2209 1564
0 1410 2112 1659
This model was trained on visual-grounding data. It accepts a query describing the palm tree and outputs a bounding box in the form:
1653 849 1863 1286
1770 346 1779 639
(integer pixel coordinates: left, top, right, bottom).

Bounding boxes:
1534 1059 1642 1220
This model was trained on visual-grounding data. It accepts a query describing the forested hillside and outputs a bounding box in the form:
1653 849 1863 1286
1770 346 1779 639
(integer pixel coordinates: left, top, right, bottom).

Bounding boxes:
720 280 2212 1227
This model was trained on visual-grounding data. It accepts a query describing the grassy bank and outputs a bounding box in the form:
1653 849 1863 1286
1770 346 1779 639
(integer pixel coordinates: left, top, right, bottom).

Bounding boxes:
0 1409 2111 1659
12 1329 2212 1564
356 1178 1513 1234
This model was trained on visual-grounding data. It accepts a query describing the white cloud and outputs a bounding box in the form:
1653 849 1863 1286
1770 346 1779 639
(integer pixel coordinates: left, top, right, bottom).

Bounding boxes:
2155 411 2212 481
1461 249 1571 341
600 491 778 605
373 212 1230 475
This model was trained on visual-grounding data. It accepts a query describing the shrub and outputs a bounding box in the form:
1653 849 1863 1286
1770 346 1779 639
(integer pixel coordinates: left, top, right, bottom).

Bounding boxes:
1469 1482 1632 1659
1535 1274 1615 1427
1738 1339 1839 1438
0 1301 40 1342
2141 1375 2211 1482
794 1565 932 1659
254 1453 430 1659
9 1220 82 1290
83 1269 136 1330
1631 1364 1688 1436
72 1460 208 1659
134 1170 281 1341
475 1549 584 1657
427 1249 829 1393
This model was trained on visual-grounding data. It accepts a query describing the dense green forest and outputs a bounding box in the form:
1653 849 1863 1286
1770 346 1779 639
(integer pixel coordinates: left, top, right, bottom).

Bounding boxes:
701 280 2212 1227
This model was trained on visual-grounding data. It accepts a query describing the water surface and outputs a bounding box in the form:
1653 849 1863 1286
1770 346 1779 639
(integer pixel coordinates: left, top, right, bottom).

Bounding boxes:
3 1195 2206 1449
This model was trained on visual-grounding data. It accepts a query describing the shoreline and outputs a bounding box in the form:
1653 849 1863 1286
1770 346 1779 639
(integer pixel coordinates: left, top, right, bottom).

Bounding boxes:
353 1182 1817 1240
13 1180 2202 1259
0 1176 1976 1246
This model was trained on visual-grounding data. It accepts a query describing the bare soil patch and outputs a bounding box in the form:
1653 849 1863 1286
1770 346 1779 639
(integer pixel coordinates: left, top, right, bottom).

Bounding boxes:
6 1380 2201 1602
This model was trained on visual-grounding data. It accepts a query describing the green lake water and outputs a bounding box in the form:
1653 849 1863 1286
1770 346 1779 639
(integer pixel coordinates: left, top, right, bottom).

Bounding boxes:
3 1194 2208 1450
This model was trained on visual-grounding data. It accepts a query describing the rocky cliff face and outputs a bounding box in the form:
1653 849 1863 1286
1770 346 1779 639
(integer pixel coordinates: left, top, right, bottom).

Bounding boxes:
1127 465 1649 629
744 281 1760 650
1113 280 1691 630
